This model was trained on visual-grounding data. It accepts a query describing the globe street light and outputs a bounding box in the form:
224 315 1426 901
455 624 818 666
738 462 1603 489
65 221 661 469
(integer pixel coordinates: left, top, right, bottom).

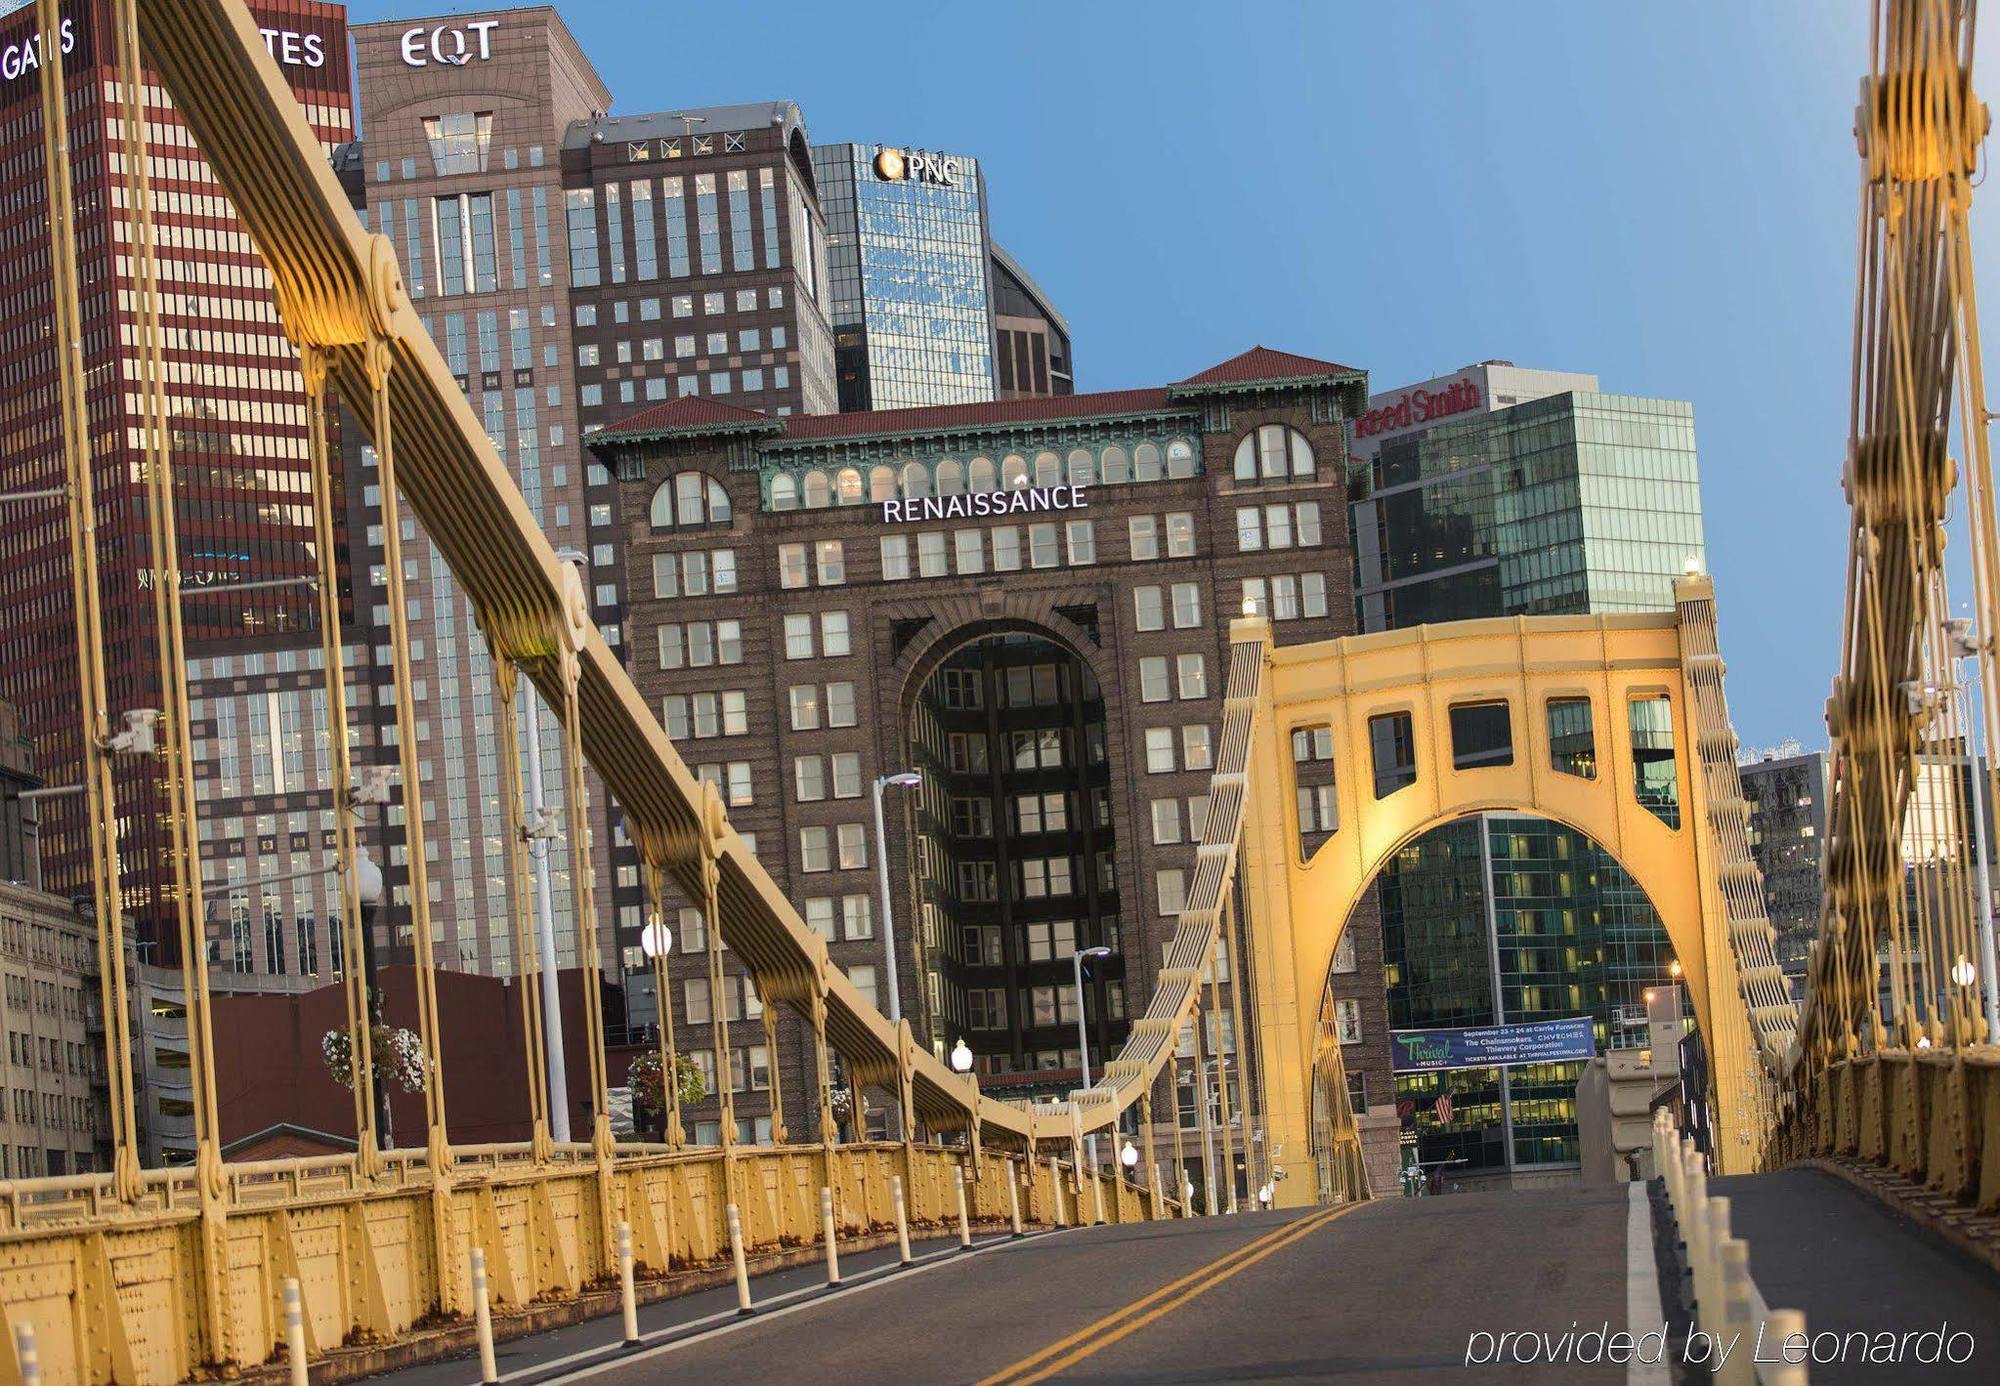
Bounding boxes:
1954 954 1979 989
1120 1139 1139 1171
872 770 922 1025
1074 945 1112 1166
950 1036 979 1176
639 918 672 960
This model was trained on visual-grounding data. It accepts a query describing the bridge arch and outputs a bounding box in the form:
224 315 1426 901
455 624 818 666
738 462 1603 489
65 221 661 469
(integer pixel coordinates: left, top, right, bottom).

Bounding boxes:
1241 600 1773 1199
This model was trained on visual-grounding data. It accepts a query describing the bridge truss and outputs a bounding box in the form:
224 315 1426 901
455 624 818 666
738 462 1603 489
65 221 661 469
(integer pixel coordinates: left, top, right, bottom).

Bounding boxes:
1781 0 2000 1223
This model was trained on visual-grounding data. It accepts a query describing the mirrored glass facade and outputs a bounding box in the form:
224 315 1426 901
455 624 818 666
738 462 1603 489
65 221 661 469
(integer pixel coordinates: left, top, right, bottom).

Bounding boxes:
1353 391 1705 630
1351 382 1699 1183
810 144 995 411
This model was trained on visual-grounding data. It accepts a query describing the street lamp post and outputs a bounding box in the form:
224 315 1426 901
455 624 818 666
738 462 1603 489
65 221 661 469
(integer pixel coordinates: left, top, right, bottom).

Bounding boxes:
1073 945 1111 1167
1948 625 2000 1043
871 771 922 1025
951 1036 979 1177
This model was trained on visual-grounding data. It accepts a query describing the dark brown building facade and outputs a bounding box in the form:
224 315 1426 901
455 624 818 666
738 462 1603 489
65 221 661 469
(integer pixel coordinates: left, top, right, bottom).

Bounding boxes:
590 346 1378 1169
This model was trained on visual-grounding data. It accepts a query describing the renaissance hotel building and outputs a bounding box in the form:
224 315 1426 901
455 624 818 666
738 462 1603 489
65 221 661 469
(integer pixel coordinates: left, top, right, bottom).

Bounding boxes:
590 347 1383 1161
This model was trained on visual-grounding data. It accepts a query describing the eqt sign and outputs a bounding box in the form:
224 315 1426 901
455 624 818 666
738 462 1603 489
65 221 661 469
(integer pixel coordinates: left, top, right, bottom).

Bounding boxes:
400 19 499 68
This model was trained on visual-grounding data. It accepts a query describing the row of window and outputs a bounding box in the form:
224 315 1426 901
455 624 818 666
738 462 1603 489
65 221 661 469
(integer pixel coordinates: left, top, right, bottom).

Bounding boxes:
766 440 1200 510
960 982 1129 1031
575 285 785 329
578 323 788 366
581 364 792 410
882 521 1098 576
1287 695 1681 827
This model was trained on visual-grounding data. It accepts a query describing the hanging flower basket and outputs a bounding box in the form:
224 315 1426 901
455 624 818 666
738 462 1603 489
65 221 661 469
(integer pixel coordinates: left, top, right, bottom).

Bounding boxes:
626 1050 706 1121
320 1025 428 1095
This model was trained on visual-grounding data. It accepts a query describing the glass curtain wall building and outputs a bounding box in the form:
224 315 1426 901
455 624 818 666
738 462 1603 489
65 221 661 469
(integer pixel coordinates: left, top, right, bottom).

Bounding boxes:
811 144 996 411
1349 380 1704 1184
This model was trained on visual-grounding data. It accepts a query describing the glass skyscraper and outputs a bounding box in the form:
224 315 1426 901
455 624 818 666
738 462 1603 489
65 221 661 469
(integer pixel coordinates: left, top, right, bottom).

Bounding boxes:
1348 378 1703 1184
810 143 996 411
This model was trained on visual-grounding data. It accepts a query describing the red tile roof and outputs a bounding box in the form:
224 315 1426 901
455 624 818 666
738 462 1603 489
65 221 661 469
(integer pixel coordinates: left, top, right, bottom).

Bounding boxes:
774 386 1176 442
593 346 1363 446
598 394 779 438
1177 345 1365 386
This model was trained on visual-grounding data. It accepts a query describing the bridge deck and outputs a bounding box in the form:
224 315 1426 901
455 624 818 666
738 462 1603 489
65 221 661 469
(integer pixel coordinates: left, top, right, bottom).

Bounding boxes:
381 1188 1646 1384
1713 1170 2000 1384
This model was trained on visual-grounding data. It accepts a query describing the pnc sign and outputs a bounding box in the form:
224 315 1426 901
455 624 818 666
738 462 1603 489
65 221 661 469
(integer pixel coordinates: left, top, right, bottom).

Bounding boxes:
880 485 1087 525
400 19 500 68
873 145 963 188
1352 377 1482 440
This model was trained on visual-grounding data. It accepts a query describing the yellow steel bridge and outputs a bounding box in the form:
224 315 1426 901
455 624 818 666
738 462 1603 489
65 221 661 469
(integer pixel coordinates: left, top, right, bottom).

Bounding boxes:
0 0 1996 1380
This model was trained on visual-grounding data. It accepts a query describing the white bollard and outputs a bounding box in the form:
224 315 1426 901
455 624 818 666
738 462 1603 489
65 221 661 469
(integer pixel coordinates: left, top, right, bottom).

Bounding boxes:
890 1174 913 1265
282 1277 308 1386
955 1165 973 1249
1761 1309 1810 1386
725 1203 753 1315
471 1247 497 1383
1703 1197 1732 1333
1006 1158 1024 1238
14 1323 39 1386
1717 1239 1755 1386
1683 1159 1709 1323
617 1221 639 1347
821 1185 842 1285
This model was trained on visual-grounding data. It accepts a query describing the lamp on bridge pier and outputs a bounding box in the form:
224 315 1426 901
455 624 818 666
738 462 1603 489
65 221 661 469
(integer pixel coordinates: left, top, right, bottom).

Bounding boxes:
1120 1140 1138 1170
1953 954 1978 989
950 1038 973 1073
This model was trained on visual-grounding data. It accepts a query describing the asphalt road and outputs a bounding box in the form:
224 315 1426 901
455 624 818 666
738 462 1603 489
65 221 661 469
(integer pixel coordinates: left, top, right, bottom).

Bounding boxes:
488 1184 1647 1385
1713 1168 2000 1384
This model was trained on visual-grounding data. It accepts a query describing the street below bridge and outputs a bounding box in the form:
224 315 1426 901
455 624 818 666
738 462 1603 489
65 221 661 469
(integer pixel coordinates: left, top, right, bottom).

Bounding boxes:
382 1184 1656 1385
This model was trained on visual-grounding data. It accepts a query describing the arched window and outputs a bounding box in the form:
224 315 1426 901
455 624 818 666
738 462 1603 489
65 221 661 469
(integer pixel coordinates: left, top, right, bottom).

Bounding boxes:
769 473 799 511
803 469 832 508
870 465 898 503
935 459 965 495
1034 451 1061 487
1067 448 1096 486
1100 445 1130 484
969 456 997 492
1166 438 1197 478
676 473 705 526
1235 425 1315 481
902 461 931 498
1133 442 1162 481
1001 454 1029 488
655 471 732 529
835 468 864 505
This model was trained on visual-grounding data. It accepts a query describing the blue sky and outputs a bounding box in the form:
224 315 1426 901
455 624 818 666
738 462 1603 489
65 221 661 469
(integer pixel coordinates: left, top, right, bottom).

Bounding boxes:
345 1 2000 749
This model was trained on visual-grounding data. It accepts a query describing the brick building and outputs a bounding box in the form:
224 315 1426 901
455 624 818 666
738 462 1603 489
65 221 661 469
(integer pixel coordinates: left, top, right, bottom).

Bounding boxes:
590 346 1385 1187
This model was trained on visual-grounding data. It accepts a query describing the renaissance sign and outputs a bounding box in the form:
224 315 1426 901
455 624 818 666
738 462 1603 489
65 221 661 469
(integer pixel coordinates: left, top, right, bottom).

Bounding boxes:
1388 1016 1595 1073
880 485 1087 525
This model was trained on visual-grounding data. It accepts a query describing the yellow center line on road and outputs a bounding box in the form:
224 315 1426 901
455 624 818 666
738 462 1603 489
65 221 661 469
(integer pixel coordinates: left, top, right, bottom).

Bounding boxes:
978 1202 1361 1386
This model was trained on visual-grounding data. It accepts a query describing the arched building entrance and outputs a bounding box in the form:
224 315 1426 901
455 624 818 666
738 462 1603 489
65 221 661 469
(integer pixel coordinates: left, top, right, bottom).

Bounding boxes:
899 625 1128 1094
